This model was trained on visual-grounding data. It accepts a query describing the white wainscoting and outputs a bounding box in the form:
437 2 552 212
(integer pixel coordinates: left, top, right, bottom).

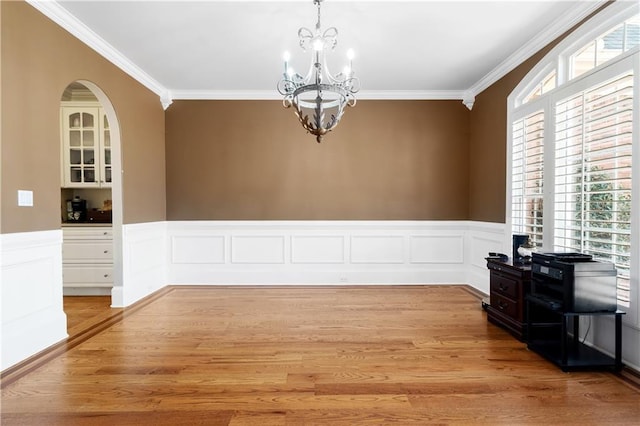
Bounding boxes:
589 315 640 372
464 221 508 294
1 230 68 370
112 221 167 308
167 221 508 289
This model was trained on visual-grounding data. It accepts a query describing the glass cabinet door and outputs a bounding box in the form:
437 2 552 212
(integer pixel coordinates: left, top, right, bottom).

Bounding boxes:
62 105 111 188
103 113 112 184
65 108 98 185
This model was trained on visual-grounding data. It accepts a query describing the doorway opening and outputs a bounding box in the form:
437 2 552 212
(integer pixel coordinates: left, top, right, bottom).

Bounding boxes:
59 81 123 323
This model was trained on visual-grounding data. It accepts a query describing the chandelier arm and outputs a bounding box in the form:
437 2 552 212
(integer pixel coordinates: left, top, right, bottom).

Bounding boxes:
320 50 338 85
298 27 313 51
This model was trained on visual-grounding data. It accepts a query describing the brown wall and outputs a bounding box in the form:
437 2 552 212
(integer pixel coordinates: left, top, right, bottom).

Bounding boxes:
0 1 166 234
467 3 610 223
166 100 470 220
467 52 550 223
2 2 610 229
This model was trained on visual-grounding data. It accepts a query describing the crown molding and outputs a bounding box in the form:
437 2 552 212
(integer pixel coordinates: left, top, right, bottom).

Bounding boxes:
357 90 467 101
171 90 281 100
467 0 607 98
26 0 608 108
171 89 467 101
26 0 170 102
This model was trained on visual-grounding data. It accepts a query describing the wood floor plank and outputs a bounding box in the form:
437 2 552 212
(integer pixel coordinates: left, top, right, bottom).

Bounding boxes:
1 285 638 425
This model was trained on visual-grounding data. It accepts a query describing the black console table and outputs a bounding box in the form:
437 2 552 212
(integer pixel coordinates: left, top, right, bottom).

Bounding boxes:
526 295 624 372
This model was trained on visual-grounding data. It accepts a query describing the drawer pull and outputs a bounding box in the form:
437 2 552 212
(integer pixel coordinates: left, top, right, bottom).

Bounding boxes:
498 301 508 311
103 250 109 254
104 274 109 278
103 232 108 235
499 284 507 292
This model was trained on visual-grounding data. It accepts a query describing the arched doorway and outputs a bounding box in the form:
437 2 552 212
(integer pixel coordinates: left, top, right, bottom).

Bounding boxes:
59 81 123 311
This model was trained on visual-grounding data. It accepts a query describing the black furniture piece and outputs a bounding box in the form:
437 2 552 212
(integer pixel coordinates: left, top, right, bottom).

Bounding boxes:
486 258 531 341
524 252 624 371
526 295 625 371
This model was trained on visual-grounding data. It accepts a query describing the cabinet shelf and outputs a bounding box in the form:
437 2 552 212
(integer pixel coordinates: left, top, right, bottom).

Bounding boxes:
528 340 619 371
526 295 624 372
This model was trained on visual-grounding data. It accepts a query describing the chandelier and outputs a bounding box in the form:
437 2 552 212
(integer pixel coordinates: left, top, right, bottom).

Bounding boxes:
277 0 360 143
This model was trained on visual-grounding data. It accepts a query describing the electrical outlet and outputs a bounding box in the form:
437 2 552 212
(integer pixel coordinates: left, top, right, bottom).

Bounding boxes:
339 276 348 283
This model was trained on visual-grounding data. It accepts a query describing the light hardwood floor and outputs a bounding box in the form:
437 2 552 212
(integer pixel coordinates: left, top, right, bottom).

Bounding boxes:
1 286 638 425
63 296 116 335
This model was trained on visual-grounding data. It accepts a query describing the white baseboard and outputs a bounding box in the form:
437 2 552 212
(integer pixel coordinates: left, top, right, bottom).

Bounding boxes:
1 230 68 370
63 287 112 296
590 315 640 372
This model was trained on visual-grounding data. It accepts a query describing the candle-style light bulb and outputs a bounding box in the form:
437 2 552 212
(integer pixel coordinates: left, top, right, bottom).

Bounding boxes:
312 37 324 51
283 51 291 75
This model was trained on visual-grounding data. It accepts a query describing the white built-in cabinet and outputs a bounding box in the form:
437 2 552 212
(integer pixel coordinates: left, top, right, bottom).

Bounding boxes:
61 102 111 188
62 225 113 293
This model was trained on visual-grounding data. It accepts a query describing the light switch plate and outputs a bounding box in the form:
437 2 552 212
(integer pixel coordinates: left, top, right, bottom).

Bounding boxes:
18 190 33 207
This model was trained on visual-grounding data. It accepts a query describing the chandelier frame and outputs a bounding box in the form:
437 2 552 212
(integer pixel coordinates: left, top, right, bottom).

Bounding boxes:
277 0 360 143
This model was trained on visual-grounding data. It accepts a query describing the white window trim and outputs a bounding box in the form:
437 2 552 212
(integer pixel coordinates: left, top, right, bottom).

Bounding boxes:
506 0 640 327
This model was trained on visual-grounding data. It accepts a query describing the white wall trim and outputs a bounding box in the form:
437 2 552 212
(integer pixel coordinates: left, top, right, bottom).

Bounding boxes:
25 0 170 104
166 220 506 290
1 230 68 370
4 221 638 372
467 0 606 98
170 89 469 101
114 221 167 308
26 0 605 106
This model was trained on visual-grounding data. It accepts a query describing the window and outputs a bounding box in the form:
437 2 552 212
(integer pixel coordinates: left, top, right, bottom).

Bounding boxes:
554 73 634 305
508 2 639 312
511 111 544 246
522 69 556 104
570 14 640 79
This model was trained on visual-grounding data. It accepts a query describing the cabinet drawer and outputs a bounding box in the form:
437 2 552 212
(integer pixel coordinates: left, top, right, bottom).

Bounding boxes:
63 242 113 262
490 273 519 299
490 294 518 319
63 265 113 285
63 227 112 240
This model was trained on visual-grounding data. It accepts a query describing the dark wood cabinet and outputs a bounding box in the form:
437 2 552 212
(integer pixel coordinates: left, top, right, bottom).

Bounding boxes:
486 259 531 341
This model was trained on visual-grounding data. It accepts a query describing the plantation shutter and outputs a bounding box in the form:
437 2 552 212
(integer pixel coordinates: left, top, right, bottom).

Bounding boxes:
511 110 545 247
554 72 634 307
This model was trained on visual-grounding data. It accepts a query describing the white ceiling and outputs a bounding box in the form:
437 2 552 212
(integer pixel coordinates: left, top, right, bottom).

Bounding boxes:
31 0 606 105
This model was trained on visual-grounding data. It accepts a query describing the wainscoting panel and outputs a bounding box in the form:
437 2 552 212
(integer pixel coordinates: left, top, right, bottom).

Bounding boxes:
167 221 500 285
291 236 345 264
410 235 464 264
171 235 225 264
465 221 507 294
1 230 67 370
231 236 285 264
350 236 404 264
114 222 167 307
